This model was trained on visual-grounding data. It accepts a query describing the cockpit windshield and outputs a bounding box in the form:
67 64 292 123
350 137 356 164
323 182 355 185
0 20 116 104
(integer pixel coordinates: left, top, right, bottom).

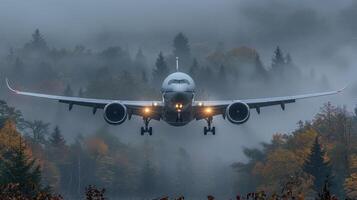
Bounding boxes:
168 79 190 85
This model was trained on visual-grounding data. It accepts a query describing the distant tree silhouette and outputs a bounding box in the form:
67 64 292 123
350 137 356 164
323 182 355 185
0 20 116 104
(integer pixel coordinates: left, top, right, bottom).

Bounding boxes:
0 100 25 129
24 120 50 143
49 126 66 148
303 136 332 193
152 52 169 86
135 48 147 69
173 33 191 67
24 29 49 53
271 46 285 73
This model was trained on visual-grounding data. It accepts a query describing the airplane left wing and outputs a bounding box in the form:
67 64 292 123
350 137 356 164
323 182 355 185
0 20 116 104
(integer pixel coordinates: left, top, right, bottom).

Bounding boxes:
6 79 162 118
194 86 346 119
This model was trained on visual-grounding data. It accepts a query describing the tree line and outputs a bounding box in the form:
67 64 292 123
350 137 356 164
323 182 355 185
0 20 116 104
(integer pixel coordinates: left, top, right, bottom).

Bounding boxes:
232 103 357 199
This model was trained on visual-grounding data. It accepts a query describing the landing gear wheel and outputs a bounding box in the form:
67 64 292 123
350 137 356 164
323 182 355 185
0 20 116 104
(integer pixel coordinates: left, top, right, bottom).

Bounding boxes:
203 117 216 135
148 127 153 136
140 117 153 136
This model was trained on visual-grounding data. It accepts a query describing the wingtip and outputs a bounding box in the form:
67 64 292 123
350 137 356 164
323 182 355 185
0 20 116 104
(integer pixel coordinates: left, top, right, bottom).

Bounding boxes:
338 83 349 93
5 78 18 93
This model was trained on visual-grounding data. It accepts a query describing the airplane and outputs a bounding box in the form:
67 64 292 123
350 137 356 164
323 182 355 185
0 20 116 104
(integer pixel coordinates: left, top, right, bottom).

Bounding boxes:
6 57 346 136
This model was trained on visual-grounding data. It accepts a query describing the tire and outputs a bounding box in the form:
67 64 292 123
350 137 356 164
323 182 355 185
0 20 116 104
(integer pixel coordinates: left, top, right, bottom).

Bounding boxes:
212 127 216 135
204 127 208 135
149 127 153 136
140 127 144 136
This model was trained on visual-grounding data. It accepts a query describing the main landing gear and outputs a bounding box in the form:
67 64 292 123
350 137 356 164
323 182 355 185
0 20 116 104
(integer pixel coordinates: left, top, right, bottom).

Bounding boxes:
204 116 216 135
141 117 153 136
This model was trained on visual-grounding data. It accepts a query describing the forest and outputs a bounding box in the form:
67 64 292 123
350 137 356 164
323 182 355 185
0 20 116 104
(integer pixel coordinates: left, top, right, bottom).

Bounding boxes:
0 28 355 199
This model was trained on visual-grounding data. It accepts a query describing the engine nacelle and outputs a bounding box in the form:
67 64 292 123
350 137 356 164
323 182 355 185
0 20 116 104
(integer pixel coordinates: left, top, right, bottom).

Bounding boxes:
226 102 250 124
103 102 127 125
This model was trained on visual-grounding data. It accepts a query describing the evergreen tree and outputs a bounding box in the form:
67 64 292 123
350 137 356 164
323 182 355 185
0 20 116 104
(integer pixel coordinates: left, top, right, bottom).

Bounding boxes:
271 46 285 72
24 29 48 52
0 147 43 198
303 136 332 193
49 126 66 148
63 84 74 96
0 100 25 130
152 52 169 86
134 48 147 68
173 32 191 66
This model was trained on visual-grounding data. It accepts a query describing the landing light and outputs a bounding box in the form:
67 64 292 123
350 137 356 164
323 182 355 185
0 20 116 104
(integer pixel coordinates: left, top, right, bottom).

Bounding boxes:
198 102 203 106
153 102 158 106
144 107 151 114
205 107 213 114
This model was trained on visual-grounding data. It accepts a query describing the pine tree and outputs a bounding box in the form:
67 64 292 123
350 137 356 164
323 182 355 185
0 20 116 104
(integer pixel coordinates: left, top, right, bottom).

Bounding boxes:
49 126 66 148
152 52 169 86
135 48 147 68
303 136 332 193
0 147 43 198
271 46 285 72
24 29 48 52
173 33 191 66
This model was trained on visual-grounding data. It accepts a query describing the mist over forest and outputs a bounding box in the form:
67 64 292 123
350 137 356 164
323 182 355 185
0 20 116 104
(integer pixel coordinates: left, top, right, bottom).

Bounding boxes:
0 0 357 199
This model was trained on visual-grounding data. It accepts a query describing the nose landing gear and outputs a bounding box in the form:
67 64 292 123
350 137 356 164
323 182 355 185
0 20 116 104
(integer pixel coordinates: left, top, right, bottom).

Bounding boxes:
204 116 216 135
141 117 153 136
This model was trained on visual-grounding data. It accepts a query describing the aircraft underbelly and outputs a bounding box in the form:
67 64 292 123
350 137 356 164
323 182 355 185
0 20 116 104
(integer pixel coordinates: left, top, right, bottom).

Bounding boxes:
163 111 193 126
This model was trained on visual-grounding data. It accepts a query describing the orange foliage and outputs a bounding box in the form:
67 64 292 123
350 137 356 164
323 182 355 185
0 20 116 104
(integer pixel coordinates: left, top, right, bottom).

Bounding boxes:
85 137 108 158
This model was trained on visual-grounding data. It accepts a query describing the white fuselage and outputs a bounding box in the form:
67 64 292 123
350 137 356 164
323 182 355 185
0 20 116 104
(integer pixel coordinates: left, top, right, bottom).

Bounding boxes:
161 72 195 126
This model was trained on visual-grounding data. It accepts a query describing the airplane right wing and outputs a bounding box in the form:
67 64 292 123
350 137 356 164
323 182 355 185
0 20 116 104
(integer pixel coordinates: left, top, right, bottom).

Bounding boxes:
193 86 347 120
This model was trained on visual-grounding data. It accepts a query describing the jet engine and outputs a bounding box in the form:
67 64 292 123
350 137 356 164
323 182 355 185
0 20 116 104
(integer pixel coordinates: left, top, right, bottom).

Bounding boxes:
103 102 127 125
226 102 250 124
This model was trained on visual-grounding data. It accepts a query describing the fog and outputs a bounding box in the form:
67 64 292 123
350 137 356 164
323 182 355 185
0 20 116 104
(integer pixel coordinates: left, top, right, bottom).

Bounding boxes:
0 0 356 198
